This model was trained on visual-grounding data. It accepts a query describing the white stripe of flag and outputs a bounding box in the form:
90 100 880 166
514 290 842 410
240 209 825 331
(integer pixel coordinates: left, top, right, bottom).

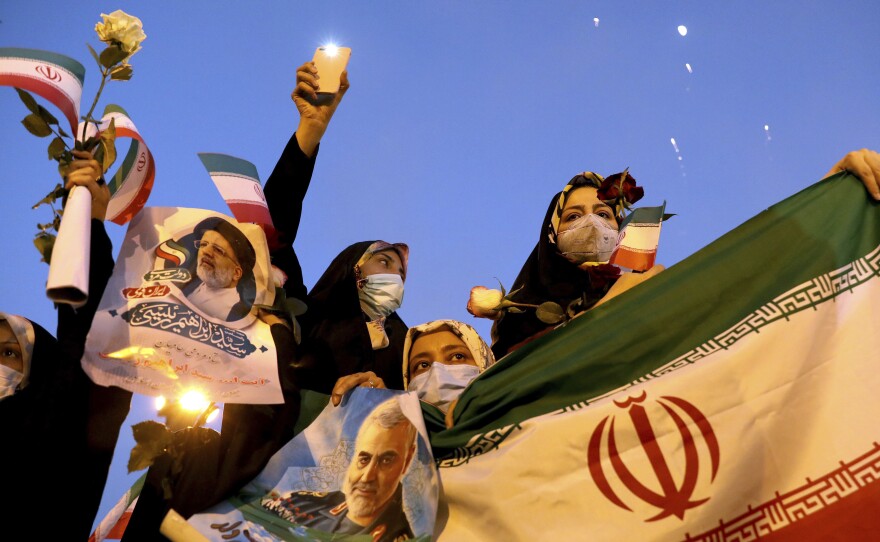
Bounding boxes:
0 47 84 134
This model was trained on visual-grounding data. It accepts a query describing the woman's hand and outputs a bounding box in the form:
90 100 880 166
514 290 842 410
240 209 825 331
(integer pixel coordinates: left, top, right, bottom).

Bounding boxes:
330 371 385 406
65 150 110 220
825 148 880 200
592 264 666 309
292 61 350 157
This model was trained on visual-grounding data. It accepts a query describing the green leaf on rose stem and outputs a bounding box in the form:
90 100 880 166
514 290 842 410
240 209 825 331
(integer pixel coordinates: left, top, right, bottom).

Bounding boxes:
57 160 70 180
33 232 55 264
100 119 117 172
86 43 100 66
36 104 60 127
507 307 524 314
110 63 133 81
14 88 40 114
536 301 565 324
47 137 67 160
57 125 70 139
128 420 173 473
81 135 100 152
99 45 128 69
32 184 63 209
494 277 507 297
21 113 52 137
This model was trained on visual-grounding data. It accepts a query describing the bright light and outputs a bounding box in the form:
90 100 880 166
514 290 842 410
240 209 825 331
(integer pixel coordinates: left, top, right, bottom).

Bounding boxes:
764 124 770 131
685 63 693 73
104 346 156 359
179 389 210 412
678 25 688 37
322 44 340 57
155 396 167 411
205 408 220 424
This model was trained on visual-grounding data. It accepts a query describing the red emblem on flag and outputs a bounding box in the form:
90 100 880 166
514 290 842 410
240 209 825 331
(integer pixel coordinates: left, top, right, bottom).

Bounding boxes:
253 183 266 203
587 391 720 521
137 152 146 171
36 64 62 82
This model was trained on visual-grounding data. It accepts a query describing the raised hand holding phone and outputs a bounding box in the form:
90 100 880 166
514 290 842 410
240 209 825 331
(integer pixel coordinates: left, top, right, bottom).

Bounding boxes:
292 47 351 156
311 45 351 99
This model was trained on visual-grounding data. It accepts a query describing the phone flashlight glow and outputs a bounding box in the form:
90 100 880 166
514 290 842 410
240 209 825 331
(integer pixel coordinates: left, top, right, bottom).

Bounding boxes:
322 44 340 57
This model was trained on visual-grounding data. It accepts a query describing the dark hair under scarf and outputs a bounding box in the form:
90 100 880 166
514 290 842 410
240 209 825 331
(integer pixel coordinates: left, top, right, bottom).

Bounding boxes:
490 173 624 359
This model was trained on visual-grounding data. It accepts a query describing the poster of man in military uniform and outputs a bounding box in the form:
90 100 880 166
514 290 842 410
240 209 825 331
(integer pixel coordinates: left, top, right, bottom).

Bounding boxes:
261 397 417 541
185 387 438 541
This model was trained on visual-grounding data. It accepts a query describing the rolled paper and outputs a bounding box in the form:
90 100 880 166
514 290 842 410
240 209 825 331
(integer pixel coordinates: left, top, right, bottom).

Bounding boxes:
46 186 92 307
160 509 210 542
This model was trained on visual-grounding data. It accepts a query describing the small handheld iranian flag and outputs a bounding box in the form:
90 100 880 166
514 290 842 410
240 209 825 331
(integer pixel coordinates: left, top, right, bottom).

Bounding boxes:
198 153 273 228
609 202 668 271
88 473 146 542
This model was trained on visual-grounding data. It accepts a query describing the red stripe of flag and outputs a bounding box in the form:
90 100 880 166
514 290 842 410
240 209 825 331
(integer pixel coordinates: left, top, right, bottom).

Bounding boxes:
0 73 78 133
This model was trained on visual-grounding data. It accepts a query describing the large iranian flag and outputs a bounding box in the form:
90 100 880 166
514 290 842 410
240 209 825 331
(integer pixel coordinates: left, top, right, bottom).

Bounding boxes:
428 172 879 541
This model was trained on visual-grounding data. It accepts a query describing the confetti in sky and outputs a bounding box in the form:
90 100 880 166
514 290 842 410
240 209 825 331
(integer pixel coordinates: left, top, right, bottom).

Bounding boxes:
678 25 688 36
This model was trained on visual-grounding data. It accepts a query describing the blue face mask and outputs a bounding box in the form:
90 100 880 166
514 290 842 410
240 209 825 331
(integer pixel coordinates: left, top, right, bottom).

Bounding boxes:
407 363 481 413
358 273 405 320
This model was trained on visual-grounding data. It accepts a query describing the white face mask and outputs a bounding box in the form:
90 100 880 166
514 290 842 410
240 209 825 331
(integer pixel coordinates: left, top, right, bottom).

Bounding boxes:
407 363 481 413
358 273 405 320
556 213 619 264
0 364 23 400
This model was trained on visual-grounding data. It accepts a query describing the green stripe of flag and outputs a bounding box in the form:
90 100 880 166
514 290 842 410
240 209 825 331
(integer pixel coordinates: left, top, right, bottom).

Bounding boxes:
620 202 667 228
198 153 260 180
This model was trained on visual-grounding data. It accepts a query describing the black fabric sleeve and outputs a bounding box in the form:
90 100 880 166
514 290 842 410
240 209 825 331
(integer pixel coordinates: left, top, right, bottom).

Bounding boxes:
263 133 319 303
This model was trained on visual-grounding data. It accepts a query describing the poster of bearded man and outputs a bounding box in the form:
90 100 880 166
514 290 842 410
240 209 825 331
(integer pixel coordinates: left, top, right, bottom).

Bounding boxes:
82 207 283 404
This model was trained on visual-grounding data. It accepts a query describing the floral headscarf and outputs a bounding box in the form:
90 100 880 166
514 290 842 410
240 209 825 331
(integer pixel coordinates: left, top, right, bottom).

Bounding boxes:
401 319 496 389
0 312 35 392
547 170 644 246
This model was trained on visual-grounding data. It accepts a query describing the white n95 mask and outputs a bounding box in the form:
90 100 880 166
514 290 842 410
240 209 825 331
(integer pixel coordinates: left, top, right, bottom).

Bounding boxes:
556 214 618 264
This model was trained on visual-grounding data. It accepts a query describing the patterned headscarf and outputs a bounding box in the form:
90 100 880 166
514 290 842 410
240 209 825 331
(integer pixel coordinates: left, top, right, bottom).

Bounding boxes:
0 312 36 392
401 319 496 389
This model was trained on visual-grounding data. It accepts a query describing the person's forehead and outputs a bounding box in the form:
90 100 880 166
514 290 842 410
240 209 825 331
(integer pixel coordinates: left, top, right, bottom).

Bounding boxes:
202 229 231 245
0 321 16 343
563 185 605 210
410 329 466 356
356 421 410 454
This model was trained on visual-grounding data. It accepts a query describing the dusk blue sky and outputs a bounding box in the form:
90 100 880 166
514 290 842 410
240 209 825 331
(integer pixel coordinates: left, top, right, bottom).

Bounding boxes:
1 1 878 532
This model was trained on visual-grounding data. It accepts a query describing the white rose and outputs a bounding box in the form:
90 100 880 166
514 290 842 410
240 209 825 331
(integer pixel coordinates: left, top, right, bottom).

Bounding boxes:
95 10 146 58
467 286 505 320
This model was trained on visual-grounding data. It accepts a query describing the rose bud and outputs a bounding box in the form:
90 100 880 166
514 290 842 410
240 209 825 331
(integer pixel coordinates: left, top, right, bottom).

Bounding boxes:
467 286 504 320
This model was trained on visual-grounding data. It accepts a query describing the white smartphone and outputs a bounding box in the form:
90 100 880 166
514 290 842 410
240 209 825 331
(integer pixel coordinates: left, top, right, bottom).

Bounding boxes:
312 46 351 95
